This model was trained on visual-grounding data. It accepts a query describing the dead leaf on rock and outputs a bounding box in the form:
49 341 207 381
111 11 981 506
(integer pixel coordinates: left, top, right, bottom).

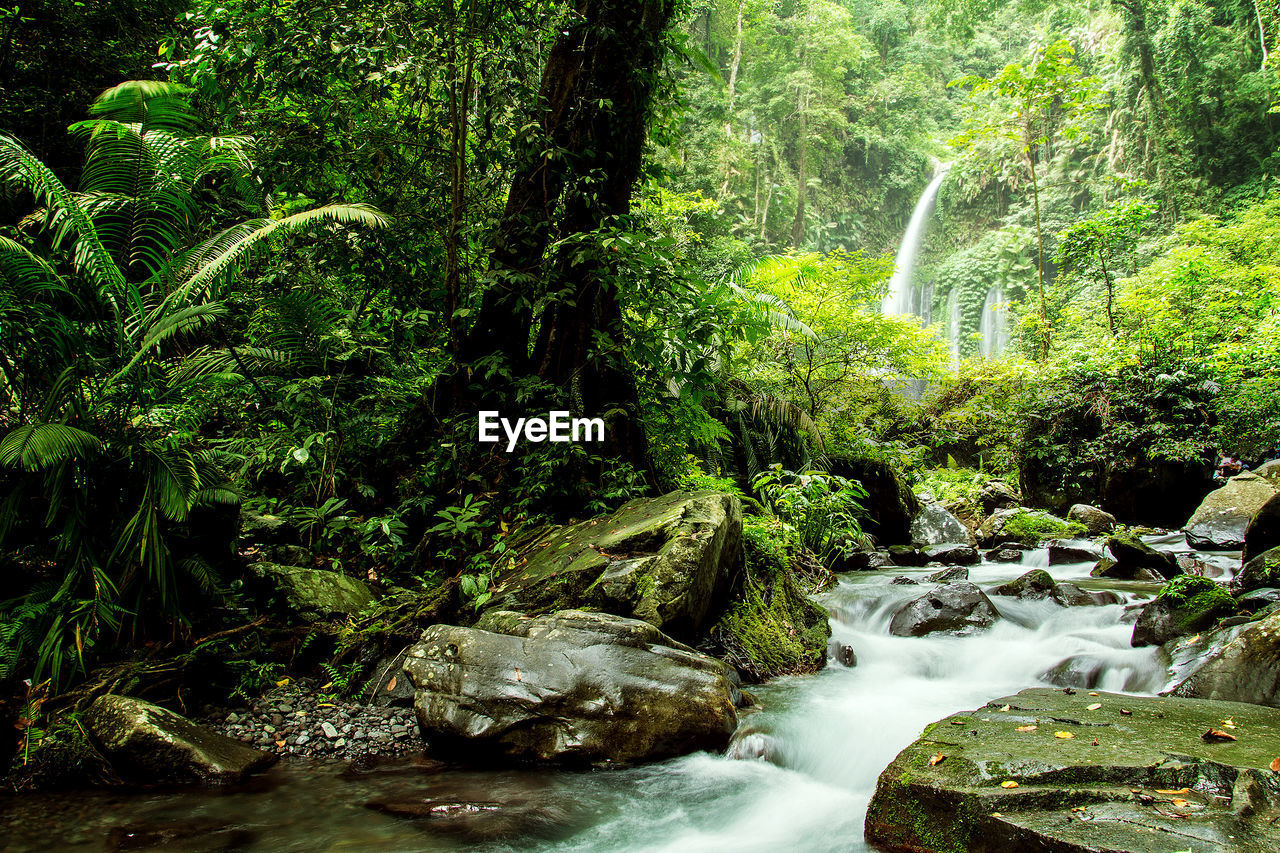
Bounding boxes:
929 752 946 766
1270 757 1280 772
1054 731 1075 739
1000 780 1019 789
1016 725 1037 732
1202 729 1237 742
1086 703 1102 711
385 676 397 692
999 704 1011 712
1172 798 1189 808
1155 788 1189 795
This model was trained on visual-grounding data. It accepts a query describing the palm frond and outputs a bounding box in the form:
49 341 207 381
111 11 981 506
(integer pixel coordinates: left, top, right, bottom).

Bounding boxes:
88 80 199 134
0 424 105 471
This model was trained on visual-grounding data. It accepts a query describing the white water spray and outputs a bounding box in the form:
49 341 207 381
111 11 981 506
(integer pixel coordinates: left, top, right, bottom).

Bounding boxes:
882 164 950 319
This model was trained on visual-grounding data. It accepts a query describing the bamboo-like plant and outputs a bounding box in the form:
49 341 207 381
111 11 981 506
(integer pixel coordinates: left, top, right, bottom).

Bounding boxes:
0 81 387 685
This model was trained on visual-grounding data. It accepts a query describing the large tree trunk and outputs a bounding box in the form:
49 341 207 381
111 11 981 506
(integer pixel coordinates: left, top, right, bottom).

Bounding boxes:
442 0 676 472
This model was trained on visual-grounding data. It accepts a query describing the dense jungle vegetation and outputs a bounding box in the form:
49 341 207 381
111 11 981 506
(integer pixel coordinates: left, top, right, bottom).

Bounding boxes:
2 0 1279 771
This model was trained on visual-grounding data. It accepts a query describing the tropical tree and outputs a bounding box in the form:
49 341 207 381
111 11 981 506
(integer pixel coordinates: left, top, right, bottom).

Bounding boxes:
0 81 387 684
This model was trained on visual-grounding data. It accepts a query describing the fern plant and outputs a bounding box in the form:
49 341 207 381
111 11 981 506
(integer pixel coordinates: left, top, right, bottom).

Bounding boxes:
0 81 387 686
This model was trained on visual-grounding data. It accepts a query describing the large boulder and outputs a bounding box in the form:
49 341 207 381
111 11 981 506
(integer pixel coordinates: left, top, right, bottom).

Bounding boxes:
991 569 1056 600
1047 539 1104 565
1167 610 1280 707
83 695 275 785
1103 532 1180 579
921 543 979 565
1067 503 1116 535
1050 582 1121 607
1232 547 1280 594
247 562 376 620
483 491 740 641
1183 471 1278 550
888 582 999 637
1130 576 1235 647
825 454 920 545
403 610 745 765
910 502 976 548
1243 492 1280 563
865 687 1280 853
977 480 1020 515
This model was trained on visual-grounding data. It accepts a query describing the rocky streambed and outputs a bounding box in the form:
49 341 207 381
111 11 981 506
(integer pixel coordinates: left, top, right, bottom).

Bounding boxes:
4 531 1279 852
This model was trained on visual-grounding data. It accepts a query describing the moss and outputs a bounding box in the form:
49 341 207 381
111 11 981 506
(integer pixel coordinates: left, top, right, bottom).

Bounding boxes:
1000 509 1087 545
710 517 829 682
1158 575 1235 632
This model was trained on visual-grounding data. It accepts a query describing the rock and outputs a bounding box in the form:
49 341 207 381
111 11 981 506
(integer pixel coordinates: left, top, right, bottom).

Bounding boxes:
827 641 857 667
886 545 928 567
727 727 784 764
865 687 1280 853
1067 503 1116 535
921 543 979 566
825 454 920 545
1243 492 1280 563
482 491 740 641
1040 655 1107 688
366 776 585 843
979 507 1083 547
1050 582 1121 607
403 610 744 765
1131 576 1236 647
1232 546 1280 594
1183 471 1278 550
239 509 299 545
890 575 919 585
1104 532 1180 579
320 721 339 739
247 562 376 620
991 569 1056 600
1090 557 1165 582
1047 539 1104 565
888 582 1000 637
84 695 275 785
985 546 1025 563
910 502 975 548
977 480 1020 515
1237 587 1280 613
925 566 968 583
1168 610 1280 707
1176 553 1224 578
1254 458 1280 486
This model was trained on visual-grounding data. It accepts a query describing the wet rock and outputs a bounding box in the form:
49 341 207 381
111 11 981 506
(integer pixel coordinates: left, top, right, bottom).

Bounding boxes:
1237 586 1280 613
360 651 417 708
1184 471 1278 550
239 509 299 545
1168 610 1280 707
910 502 975 548
1102 532 1180 580
1090 557 1165 582
886 545 928 567
827 641 857 667
1067 503 1116 535
977 480 1020 515
1047 539 1104 565
1131 576 1236 647
835 550 881 571
1244 492 1280 562
726 727 784 764
825 454 920 545
247 562 376 620
865 687 1280 853
985 546 1025 563
890 575 919 585
925 566 968 583
1232 546 1280 594
367 795 582 843
404 610 744 765
84 695 275 785
481 491 741 640
1176 553 1224 578
888 582 999 637
991 569 1056 600
1040 655 1106 688
921 543 979 566
1050 582 1121 607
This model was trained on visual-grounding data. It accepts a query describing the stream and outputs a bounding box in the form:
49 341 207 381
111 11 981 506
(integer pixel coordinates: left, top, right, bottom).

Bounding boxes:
0 536 1238 852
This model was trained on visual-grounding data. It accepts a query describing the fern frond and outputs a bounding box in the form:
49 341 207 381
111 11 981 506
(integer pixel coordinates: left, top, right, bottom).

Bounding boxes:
0 424 105 471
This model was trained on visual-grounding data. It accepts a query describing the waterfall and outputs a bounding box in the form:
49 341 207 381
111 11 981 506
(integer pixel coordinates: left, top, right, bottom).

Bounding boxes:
979 283 1009 358
882 164 950 319
947 288 961 362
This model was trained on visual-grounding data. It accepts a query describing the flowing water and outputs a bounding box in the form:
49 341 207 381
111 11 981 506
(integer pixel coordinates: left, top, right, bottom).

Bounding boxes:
881 166 949 320
1 541 1237 852
979 283 1010 358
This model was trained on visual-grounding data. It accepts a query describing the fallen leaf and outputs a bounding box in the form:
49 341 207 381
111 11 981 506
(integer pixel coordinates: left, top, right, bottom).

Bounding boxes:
929 752 946 766
1270 757 1280 772
275 740 286 748
1088 691 1099 696
1139 794 1154 805
1120 709 1132 716
1130 788 1143 794
1001 780 1019 788
1055 731 1075 739
1221 718 1236 729
321 681 334 690
999 704 1011 712
950 719 966 726
275 678 290 688
1092 739 1099 746
385 676 397 692
1172 798 1189 808
1016 725 1038 732
1155 788 1189 795
1202 728 1237 742
514 667 523 682
1087 703 1102 711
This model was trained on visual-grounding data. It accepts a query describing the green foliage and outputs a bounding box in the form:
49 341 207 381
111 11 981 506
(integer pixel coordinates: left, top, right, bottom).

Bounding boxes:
752 465 867 565
997 508 1086 545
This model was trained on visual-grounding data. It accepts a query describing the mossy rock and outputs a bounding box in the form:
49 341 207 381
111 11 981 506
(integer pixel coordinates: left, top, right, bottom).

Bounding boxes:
983 508 1086 547
483 491 742 642
247 562 376 620
865 687 1280 853
1168 609 1280 707
1131 576 1235 647
825 453 920 545
1243 492 1280 562
1105 532 1180 579
992 569 1056 600
1234 546 1280 594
